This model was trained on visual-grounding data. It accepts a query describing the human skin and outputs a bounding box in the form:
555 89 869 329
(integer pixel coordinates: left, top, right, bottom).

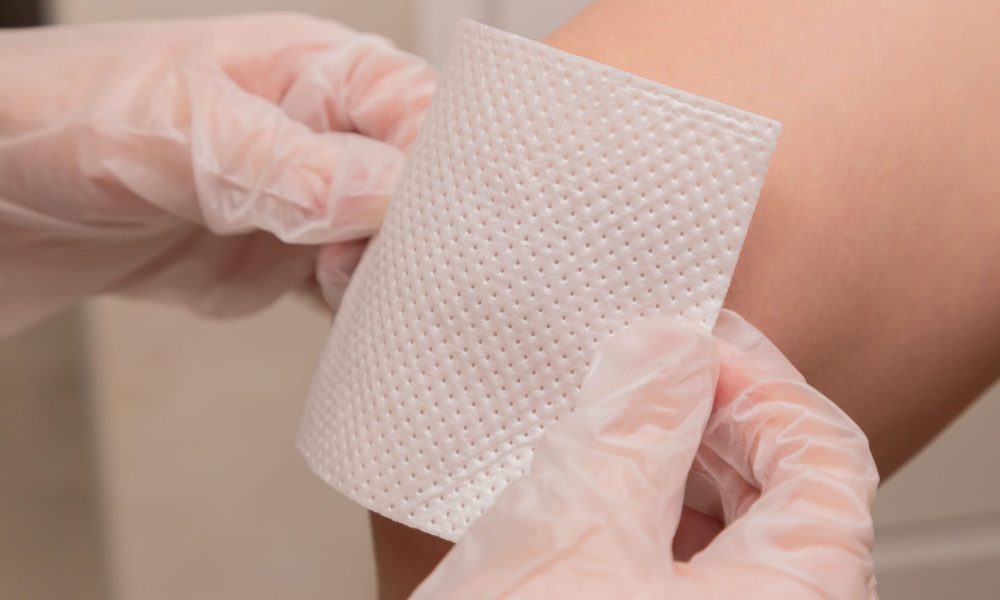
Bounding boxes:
372 1 1000 597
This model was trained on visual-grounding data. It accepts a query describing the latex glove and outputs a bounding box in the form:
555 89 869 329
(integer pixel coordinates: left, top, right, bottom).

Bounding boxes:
0 13 436 334
413 309 879 599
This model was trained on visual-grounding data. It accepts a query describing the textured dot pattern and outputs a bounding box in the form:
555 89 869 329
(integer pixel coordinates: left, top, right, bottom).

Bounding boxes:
298 21 780 541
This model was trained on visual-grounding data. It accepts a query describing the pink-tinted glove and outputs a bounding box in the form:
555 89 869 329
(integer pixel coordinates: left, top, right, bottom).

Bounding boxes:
413 309 879 599
0 13 436 334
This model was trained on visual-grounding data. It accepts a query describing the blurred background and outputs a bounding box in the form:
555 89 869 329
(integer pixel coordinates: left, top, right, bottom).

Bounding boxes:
1 1 998 599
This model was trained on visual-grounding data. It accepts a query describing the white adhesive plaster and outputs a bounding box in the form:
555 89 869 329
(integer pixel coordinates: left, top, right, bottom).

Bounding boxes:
299 20 780 540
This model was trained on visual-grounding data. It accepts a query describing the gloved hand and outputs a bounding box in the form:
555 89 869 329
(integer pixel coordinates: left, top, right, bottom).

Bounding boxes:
413 309 879 599
0 13 436 334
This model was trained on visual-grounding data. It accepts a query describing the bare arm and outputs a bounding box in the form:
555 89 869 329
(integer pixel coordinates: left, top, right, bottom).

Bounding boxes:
374 2 1000 596
548 0 1000 474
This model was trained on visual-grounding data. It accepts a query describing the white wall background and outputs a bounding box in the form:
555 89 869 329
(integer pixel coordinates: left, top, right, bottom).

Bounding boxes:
40 0 1000 598
51 0 415 50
